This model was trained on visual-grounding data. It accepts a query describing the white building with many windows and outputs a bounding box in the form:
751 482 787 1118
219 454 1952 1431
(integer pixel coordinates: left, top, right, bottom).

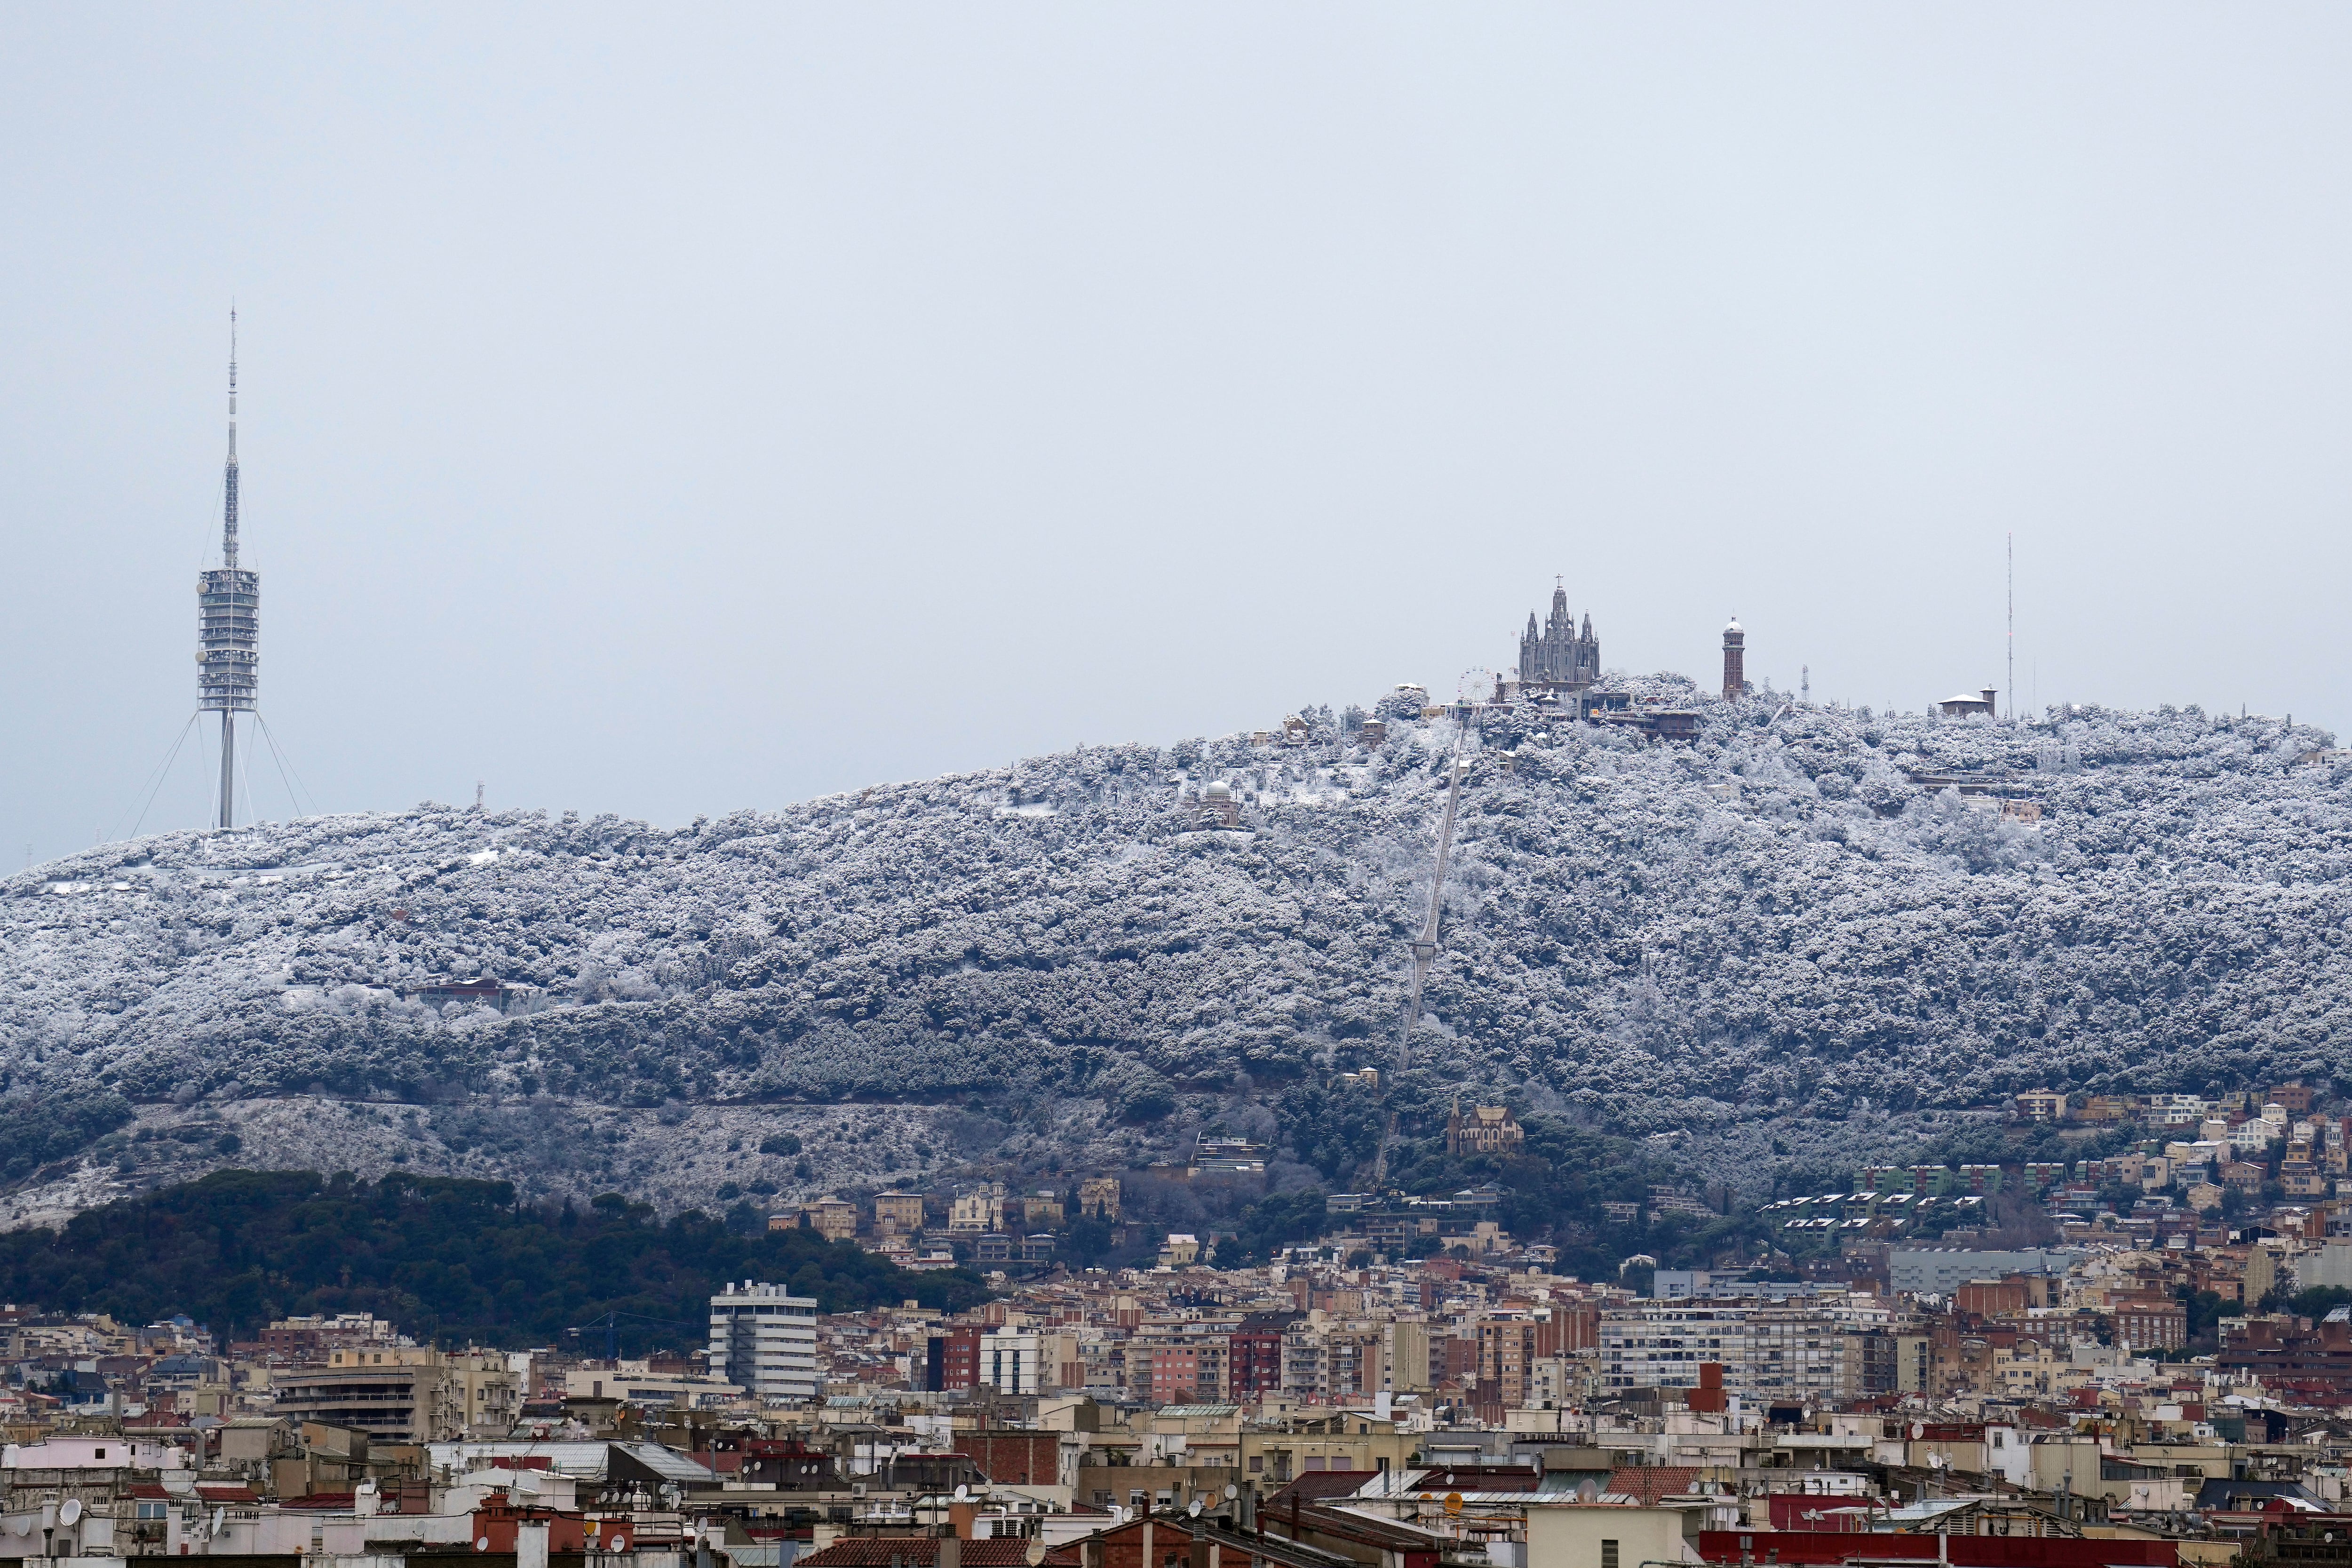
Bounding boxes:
1597 1295 1899 1402
979 1328 1049 1395
708 1281 819 1401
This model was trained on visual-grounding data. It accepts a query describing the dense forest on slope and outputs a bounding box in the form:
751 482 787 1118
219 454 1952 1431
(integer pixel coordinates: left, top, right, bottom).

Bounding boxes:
0 1169 985 1345
5 685 2350 1203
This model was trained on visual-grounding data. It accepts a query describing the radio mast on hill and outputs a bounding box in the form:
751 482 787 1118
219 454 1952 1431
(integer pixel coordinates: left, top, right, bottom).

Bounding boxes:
196 310 259 828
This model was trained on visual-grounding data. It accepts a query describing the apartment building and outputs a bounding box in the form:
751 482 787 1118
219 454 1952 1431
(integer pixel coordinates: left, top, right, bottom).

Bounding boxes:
1321 1326 1386 1401
1597 1297 1896 1402
1477 1319 1539 1407
1280 1326 1329 1402
270 1347 516 1441
1130 1338 1204 1403
708 1281 820 1401
1384 1320 1432 1393
873 1191 927 1233
801 1197 858 1242
1229 1328 1285 1400
979 1329 1079 1395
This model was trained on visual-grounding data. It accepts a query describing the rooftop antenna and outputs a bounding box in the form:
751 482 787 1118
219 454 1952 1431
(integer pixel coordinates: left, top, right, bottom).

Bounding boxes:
197 307 260 829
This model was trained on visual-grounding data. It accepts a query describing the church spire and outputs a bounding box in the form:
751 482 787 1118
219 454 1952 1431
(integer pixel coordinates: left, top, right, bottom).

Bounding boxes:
1517 578 1600 691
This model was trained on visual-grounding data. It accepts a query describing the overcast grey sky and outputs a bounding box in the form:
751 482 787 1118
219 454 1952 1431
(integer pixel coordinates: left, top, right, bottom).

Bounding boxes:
7 5 2351 865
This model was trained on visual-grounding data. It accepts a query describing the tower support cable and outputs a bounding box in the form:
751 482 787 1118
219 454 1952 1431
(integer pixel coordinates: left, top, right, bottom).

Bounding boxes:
254 714 317 820
109 715 199 845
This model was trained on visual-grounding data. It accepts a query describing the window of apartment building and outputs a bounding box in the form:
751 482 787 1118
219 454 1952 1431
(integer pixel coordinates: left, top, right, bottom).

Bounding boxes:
1602 1542 1620 1568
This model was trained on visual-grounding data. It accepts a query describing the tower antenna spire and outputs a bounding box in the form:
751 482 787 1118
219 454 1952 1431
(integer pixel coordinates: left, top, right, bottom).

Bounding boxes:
2007 532 2014 724
224 305 238 568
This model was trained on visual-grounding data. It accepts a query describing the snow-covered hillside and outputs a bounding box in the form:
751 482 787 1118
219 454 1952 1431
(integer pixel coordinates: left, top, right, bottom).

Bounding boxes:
5 685 2350 1217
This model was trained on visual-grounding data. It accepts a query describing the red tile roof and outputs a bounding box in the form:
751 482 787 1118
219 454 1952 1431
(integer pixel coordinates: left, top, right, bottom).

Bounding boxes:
797 1541 1078 1568
1607 1468 1703 1505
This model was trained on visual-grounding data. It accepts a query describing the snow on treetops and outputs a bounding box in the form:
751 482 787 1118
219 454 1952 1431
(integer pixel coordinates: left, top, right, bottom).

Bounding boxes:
4 692 2346 1188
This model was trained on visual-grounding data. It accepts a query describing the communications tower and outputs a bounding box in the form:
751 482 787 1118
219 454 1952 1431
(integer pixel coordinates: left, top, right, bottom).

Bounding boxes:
197 311 258 828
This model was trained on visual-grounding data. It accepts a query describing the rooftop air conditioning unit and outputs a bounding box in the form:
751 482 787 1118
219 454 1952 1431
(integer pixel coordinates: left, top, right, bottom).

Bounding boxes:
851 1483 867 1497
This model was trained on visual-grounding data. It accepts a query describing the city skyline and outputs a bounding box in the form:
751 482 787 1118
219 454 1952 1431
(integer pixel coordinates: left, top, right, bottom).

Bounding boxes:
7 7 2350 868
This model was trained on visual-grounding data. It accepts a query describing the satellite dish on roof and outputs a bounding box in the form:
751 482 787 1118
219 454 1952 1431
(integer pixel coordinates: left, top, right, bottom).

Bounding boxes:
1188 1500 1204 1518
59 1500 82 1526
476 1538 490 1552
1577 1480 1599 1504
1224 1485 1238 1501
954 1485 970 1503
1026 1546 1046 1567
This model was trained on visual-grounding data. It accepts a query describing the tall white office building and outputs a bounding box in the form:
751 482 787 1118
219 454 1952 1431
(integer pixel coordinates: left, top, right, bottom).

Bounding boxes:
708 1281 819 1401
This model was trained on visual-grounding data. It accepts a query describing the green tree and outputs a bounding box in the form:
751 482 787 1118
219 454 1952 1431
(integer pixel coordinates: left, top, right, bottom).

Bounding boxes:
1223 1189 1334 1264
0 1170 990 1348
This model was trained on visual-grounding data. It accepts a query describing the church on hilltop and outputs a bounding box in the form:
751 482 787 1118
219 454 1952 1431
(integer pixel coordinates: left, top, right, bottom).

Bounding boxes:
1447 1101 1526 1157
1517 581 1600 691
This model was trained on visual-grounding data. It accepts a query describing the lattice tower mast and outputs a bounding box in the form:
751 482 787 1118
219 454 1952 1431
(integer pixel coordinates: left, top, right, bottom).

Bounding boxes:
197 310 258 828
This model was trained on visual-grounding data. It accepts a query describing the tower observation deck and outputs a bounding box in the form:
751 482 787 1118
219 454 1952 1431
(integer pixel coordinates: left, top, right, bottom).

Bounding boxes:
197 311 257 828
